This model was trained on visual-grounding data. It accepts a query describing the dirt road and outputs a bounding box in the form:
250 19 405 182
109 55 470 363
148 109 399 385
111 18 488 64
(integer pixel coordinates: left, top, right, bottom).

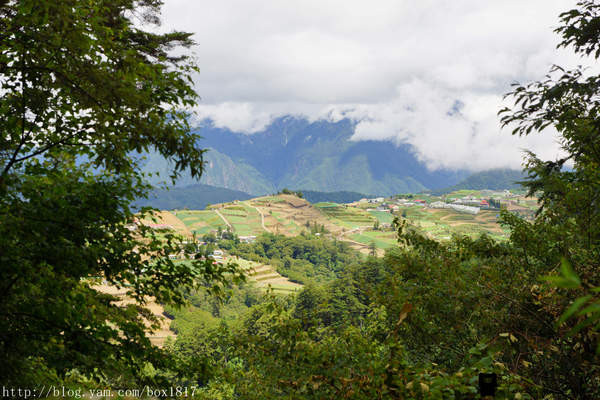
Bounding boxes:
214 209 233 230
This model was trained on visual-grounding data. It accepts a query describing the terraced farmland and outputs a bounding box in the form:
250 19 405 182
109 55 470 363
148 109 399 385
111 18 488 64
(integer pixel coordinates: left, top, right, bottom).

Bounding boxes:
230 257 302 294
368 210 395 224
175 210 227 235
314 202 375 228
402 207 509 241
218 203 264 236
161 193 511 253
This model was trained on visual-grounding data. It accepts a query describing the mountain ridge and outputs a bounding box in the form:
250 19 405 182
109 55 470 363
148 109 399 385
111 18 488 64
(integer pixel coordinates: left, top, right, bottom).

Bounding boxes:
141 116 521 196
193 117 468 195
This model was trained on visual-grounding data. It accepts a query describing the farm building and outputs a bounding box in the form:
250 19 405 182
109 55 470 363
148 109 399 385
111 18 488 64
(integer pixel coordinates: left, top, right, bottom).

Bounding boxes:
430 201 479 214
239 235 257 243
429 201 451 209
145 223 174 230
453 199 481 207
449 204 480 214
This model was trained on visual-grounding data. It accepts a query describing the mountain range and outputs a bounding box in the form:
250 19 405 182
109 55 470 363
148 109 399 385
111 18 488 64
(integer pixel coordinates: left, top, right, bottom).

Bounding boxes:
142 116 478 196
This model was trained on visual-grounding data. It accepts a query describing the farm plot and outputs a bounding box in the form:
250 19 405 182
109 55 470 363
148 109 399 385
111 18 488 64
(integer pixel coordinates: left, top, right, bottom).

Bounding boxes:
348 230 397 249
93 283 175 347
249 195 336 236
315 203 375 228
368 210 395 224
231 256 302 294
404 207 509 241
175 210 227 235
219 204 263 236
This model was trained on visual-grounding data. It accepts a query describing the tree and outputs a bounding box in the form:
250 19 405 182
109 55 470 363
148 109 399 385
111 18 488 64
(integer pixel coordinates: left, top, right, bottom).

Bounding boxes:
499 0 600 394
0 0 243 385
368 241 377 256
500 0 600 305
184 242 197 255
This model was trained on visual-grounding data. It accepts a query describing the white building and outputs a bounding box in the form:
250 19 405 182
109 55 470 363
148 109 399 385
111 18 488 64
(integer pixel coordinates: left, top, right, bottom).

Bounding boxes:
429 201 451 209
449 204 480 214
239 235 257 243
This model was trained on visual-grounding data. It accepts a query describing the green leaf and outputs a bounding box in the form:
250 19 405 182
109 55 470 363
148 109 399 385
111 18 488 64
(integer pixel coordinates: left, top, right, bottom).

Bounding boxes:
568 312 600 336
558 295 592 324
576 303 600 317
543 258 581 289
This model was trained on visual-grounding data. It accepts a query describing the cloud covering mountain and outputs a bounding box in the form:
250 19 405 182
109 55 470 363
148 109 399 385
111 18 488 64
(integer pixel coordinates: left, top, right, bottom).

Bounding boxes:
159 0 582 170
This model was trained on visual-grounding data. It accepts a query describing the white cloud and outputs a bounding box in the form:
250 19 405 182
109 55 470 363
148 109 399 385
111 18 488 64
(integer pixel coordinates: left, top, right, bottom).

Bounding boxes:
347 80 565 170
160 0 582 170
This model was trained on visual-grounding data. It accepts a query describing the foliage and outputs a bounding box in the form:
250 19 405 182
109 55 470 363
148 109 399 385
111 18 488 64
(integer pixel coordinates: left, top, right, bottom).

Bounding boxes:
219 232 362 284
0 0 244 385
495 0 600 396
173 231 543 398
279 188 303 198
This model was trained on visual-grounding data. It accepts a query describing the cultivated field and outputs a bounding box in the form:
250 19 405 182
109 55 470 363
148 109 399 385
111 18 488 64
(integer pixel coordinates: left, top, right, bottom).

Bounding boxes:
161 191 523 254
230 256 302 294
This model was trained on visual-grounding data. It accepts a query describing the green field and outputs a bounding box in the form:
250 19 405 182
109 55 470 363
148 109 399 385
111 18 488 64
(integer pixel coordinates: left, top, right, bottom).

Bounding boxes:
315 203 374 228
220 203 263 236
368 210 395 224
168 192 513 252
349 230 397 249
175 210 227 234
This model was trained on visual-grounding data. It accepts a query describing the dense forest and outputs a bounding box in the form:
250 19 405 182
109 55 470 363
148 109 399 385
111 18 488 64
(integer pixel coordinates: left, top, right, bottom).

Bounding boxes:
2 1 600 399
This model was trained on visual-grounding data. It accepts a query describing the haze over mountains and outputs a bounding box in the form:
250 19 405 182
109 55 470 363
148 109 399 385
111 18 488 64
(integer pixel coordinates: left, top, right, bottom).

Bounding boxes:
144 116 483 196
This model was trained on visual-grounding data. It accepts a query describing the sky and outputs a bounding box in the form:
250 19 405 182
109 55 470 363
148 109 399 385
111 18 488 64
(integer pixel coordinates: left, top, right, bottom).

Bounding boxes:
160 0 584 171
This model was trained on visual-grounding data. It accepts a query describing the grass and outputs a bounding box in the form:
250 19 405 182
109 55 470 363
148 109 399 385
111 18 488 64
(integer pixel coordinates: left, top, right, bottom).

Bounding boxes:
315 203 374 228
349 230 397 249
368 210 395 224
176 210 227 234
